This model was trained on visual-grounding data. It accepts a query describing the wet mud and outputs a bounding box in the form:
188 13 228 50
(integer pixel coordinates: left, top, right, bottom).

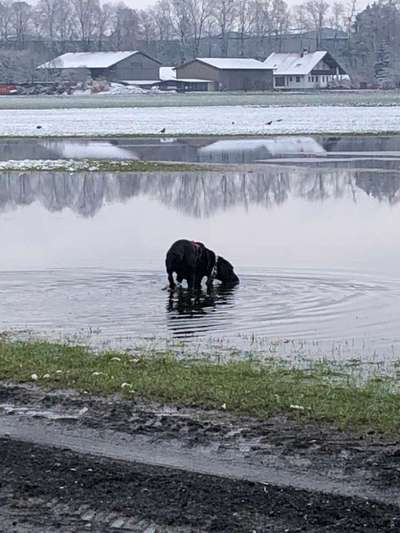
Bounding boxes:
1 382 400 532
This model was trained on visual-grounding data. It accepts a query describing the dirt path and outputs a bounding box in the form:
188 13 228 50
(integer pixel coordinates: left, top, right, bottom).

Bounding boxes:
1 382 400 532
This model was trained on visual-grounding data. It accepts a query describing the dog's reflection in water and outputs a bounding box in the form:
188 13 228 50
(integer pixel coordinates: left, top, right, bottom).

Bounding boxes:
166 285 237 336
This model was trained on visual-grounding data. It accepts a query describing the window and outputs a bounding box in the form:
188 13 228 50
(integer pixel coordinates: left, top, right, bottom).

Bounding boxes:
308 76 311 81
296 76 300 83
275 76 285 87
289 76 293 82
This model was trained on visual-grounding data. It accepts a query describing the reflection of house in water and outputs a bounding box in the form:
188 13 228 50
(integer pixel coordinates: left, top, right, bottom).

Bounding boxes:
40 141 138 160
197 137 326 164
0 136 326 165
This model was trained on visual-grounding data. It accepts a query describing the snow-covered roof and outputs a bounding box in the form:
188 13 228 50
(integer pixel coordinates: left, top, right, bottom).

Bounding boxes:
160 66 176 81
195 58 271 70
264 51 328 76
38 51 143 70
178 79 213 83
160 68 212 83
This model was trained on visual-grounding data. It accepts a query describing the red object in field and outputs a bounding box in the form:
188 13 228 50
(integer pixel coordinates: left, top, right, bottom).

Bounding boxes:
0 84 17 95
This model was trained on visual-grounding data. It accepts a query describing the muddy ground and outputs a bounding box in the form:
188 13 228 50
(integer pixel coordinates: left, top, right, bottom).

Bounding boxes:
0 382 400 532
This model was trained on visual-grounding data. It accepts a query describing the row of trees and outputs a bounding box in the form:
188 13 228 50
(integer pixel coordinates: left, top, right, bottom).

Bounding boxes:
0 0 358 57
3 0 400 85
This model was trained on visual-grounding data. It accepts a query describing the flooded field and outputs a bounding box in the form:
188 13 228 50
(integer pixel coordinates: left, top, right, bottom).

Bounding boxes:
2 134 400 164
0 137 400 362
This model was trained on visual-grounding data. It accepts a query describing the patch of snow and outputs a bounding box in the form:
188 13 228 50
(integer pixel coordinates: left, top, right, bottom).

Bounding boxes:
0 159 99 171
100 83 147 95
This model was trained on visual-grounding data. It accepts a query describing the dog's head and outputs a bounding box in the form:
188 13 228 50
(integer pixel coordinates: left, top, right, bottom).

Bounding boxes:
215 256 239 285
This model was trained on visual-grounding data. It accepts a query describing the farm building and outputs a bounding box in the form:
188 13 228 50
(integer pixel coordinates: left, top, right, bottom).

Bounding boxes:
37 51 161 83
159 66 215 92
264 51 348 89
175 58 273 91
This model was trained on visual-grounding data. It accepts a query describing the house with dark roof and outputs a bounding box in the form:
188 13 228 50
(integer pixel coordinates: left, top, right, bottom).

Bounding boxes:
175 58 273 91
37 51 161 83
264 51 348 89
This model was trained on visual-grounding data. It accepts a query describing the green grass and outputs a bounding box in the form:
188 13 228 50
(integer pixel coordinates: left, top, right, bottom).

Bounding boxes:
3 90 400 110
1 339 400 434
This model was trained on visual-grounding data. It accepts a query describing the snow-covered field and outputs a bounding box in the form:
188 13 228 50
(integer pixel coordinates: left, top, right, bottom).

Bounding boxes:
1 105 400 136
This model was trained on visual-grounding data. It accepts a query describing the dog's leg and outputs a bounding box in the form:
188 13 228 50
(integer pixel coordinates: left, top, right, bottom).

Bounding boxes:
187 271 194 292
168 272 176 290
194 275 202 292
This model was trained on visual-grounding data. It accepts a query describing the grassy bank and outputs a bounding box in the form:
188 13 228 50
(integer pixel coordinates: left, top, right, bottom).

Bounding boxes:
0 159 206 172
2 90 400 110
1 340 399 434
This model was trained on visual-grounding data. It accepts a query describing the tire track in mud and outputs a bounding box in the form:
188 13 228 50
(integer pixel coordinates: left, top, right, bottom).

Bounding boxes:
1 437 399 533
1 383 400 509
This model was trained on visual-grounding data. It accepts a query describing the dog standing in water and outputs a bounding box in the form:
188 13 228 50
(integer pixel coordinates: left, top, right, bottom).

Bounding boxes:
165 239 239 291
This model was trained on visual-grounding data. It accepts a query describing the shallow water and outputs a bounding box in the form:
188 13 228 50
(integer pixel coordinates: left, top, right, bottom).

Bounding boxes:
2 134 400 165
0 167 400 362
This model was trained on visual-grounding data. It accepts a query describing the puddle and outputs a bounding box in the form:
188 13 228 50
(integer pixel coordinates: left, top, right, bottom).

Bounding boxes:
0 173 399 362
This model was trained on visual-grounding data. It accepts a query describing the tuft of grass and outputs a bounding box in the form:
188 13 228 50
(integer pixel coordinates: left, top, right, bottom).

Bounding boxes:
1 339 400 434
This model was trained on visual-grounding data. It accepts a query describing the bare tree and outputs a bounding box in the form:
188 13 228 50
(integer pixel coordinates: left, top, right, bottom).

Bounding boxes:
187 0 211 56
0 0 13 41
236 0 254 56
11 1 32 45
170 0 191 62
71 0 101 49
304 0 329 50
152 0 174 41
109 2 141 49
271 0 289 52
213 0 236 56
139 9 157 46
250 0 274 56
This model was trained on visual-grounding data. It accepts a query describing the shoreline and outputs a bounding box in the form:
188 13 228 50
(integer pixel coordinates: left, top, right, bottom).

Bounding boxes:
1 339 400 434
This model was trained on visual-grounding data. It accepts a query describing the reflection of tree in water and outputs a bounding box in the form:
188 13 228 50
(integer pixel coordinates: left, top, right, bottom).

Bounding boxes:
0 171 399 218
355 175 400 204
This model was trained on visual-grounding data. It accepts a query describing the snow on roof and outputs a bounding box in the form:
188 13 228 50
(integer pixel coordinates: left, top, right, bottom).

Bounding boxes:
160 66 176 81
263 51 328 76
178 79 213 83
195 58 272 70
38 51 141 70
160 68 213 83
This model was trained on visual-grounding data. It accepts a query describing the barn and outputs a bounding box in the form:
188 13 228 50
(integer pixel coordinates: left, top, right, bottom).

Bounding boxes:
175 58 273 91
37 51 161 83
264 51 348 90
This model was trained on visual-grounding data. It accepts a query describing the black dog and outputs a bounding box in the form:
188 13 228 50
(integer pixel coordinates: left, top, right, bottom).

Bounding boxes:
165 239 239 291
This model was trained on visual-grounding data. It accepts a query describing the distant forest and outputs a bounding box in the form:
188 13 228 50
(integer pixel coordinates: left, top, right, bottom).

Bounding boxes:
0 0 398 87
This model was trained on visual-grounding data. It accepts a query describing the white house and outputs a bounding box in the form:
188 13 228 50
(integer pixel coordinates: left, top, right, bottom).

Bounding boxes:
264 51 348 90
